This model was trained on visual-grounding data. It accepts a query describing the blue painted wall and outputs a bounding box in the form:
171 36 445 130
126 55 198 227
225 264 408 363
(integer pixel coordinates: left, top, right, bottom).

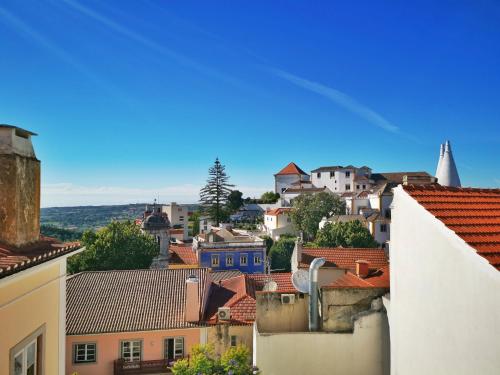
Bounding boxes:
199 248 266 273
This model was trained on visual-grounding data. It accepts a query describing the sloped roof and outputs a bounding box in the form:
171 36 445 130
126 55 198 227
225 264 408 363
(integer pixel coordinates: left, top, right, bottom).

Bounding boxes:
404 184 500 271
0 238 80 279
300 247 388 271
66 268 208 335
325 266 390 289
247 272 295 293
265 207 293 216
169 245 198 266
275 162 308 176
311 165 355 173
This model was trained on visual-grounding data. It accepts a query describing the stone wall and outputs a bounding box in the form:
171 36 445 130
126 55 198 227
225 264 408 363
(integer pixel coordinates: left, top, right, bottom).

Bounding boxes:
0 154 40 247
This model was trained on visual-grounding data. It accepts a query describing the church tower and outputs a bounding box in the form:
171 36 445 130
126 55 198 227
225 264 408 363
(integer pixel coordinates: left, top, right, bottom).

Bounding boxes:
435 140 461 187
141 202 171 269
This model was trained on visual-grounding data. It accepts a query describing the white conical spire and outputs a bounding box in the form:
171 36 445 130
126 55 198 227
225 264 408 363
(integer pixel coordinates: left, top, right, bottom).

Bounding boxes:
435 143 444 177
436 140 461 187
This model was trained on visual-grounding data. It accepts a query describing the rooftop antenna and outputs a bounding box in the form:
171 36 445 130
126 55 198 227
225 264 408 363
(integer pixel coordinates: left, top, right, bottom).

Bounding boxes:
291 269 309 293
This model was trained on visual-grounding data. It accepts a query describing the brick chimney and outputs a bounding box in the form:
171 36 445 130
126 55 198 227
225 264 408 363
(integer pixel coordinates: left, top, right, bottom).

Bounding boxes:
185 275 200 322
0 125 40 247
355 260 370 278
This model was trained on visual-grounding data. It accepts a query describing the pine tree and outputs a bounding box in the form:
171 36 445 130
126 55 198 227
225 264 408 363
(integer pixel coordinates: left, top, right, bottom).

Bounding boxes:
199 158 234 226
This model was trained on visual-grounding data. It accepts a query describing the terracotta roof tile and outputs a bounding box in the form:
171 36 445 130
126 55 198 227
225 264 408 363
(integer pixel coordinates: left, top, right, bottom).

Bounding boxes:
404 185 500 271
0 239 81 279
66 268 208 335
247 272 296 293
300 247 388 271
275 162 308 176
265 207 293 216
169 245 198 265
325 266 390 289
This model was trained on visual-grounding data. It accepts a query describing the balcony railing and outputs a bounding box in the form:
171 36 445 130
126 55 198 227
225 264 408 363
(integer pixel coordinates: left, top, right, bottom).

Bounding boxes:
113 358 172 375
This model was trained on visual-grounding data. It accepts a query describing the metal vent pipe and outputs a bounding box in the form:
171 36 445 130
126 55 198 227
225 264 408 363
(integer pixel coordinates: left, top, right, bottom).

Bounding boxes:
309 257 326 331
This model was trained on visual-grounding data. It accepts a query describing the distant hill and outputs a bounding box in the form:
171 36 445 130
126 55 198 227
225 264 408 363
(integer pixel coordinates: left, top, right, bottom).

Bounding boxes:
41 203 200 232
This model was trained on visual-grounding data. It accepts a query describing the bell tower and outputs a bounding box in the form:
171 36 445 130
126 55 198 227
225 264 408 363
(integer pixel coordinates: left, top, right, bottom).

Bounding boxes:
0 125 41 247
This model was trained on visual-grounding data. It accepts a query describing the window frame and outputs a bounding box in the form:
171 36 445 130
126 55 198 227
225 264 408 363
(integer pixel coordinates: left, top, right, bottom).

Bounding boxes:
211 254 220 267
164 336 185 360
345 171 351 178
230 335 237 347
240 253 248 266
226 254 234 266
73 342 97 364
345 184 351 191
380 224 388 232
120 340 143 363
253 254 262 265
9 324 45 375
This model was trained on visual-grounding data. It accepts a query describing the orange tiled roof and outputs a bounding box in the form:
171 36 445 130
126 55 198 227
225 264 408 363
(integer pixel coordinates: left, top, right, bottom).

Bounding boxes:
265 207 293 216
300 247 388 271
247 272 296 293
325 266 390 289
404 184 500 271
275 162 308 176
169 245 198 266
0 238 80 279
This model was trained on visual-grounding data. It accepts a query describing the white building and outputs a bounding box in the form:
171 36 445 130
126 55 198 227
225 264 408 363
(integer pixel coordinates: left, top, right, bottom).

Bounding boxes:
162 202 189 240
435 140 461 187
199 215 215 235
388 184 500 374
274 162 310 195
310 165 373 193
263 207 296 240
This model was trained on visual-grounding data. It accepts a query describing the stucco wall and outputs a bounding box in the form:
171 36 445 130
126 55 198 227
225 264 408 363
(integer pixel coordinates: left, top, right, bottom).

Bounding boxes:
255 311 390 375
256 292 309 333
199 249 265 273
66 328 201 375
207 324 253 356
0 261 64 375
390 186 500 375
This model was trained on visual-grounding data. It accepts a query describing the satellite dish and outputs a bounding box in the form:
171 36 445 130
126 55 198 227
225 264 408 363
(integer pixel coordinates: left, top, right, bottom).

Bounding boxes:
292 269 310 293
263 281 278 292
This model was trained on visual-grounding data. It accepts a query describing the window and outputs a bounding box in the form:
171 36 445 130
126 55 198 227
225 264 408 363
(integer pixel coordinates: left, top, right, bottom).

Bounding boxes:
10 326 44 375
362 184 366 189
330 171 334 178
211 254 219 267
230 336 237 347
385 209 391 219
179 216 184 221
165 337 184 361
121 340 142 362
316 172 321 178
226 254 234 266
380 224 388 232
287 217 291 223
73 343 96 364
345 171 351 178
254 254 262 265
281 187 286 193
203 220 207 225
356 185 360 190
345 184 351 191
240 254 248 266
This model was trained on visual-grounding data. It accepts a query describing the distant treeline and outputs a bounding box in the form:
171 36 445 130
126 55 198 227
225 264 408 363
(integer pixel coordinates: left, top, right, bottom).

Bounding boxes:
41 224 83 242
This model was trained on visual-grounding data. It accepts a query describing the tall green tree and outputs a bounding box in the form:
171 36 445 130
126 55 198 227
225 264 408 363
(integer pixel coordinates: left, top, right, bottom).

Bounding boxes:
67 220 158 274
227 190 244 212
268 237 296 272
290 192 346 241
199 158 234 226
260 191 280 204
314 220 379 248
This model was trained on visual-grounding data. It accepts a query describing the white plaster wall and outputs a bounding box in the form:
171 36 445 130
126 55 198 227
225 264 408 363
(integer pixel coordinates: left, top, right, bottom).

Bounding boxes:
390 186 500 375
275 175 301 194
163 203 188 239
255 312 390 375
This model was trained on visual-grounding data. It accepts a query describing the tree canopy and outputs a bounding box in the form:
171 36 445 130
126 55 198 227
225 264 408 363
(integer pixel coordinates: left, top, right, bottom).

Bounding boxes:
227 190 244 212
290 192 346 241
199 158 234 226
171 344 255 375
67 220 158 274
260 191 280 204
314 220 379 248
268 237 296 272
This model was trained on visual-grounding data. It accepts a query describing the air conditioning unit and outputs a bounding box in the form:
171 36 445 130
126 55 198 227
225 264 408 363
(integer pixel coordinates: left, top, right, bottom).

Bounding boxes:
281 294 295 305
218 307 231 321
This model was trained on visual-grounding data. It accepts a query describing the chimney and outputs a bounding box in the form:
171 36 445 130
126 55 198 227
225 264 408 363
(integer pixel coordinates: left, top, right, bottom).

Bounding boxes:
356 260 370 278
436 140 461 187
185 275 200 322
0 125 40 247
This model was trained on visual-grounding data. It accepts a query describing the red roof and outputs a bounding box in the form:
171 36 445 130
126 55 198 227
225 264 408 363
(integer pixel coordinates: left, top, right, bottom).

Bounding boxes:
275 162 308 176
300 247 388 271
169 245 198 266
206 272 294 325
265 207 293 216
404 184 500 271
0 238 80 278
326 266 390 289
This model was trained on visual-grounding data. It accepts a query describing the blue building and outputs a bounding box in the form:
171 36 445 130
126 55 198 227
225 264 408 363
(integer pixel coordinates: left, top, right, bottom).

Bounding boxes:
194 226 266 274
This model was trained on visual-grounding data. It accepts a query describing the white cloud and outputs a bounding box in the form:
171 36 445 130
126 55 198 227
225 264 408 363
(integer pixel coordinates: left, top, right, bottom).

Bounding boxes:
41 183 268 207
268 68 399 133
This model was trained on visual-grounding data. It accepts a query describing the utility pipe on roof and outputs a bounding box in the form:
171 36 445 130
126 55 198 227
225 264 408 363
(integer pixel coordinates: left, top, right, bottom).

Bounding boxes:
309 257 326 332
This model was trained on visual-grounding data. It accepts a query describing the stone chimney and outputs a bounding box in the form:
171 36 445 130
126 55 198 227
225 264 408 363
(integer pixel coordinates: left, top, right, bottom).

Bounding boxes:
355 260 370 278
0 125 40 247
185 275 200 322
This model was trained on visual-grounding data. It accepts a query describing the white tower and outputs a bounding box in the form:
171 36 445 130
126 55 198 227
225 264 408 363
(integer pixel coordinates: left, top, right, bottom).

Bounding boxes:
141 204 171 269
435 140 461 187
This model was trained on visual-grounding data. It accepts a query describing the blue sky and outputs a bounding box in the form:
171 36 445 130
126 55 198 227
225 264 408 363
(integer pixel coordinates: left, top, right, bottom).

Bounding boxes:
0 0 499 206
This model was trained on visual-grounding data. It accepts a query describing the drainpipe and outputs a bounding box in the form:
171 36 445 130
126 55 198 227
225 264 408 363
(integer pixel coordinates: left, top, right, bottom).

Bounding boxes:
309 257 326 331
